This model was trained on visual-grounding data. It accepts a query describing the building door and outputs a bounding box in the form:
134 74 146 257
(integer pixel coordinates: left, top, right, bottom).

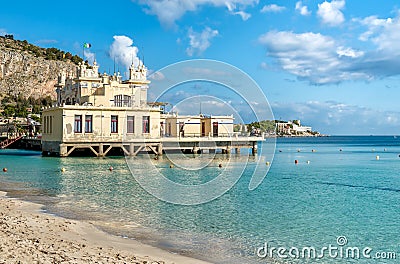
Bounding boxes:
160 122 164 137
213 122 218 137
179 122 185 137
201 121 205 137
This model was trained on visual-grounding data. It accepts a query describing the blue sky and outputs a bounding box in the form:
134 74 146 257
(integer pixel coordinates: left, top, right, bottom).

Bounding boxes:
2 0 400 134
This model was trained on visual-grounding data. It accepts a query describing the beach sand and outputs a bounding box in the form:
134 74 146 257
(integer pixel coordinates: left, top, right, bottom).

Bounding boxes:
0 191 211 264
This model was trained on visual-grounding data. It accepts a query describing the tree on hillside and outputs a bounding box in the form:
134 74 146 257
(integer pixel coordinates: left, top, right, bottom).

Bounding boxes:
0 95 54 118
247 120 276 133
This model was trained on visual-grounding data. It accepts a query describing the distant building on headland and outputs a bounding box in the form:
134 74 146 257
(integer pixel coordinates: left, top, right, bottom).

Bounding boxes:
41 61 242 157
276 120 317 136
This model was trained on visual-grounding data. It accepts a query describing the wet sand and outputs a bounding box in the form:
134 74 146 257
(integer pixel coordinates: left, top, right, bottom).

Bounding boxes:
0 191 211 264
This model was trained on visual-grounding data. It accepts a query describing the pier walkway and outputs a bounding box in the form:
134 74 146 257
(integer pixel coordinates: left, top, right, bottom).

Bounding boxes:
50 136 263 157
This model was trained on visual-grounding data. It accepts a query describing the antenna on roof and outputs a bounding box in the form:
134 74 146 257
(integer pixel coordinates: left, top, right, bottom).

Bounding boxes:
113 56 116 74
199 102 202 115
142 46 145 66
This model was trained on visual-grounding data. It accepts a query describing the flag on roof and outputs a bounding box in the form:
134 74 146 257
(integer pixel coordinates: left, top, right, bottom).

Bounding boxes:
83 43 91 48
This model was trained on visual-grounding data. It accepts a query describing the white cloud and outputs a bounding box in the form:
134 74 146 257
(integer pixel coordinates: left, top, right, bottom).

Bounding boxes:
233 11 251 21
174 99 233 116
259 31 341 83
0 28 9 36
357 16 393 41
271 100 400 135
83 50 96 65
260 4 286 13
260 62 270 70
356 15 400 55
109 35 141 72
259 13 400 84
186 27 219 56
148 71 165 81
317 0 345 26
135 0 258 26
295 1 311 16
36 39 58 44
336 46 364 58
258 30 371 84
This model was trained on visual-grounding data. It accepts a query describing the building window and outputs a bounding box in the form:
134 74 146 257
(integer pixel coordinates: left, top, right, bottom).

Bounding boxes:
127 116 135 134
111 115 118 133
142 116 150 133
49 116 53 134
74 115 82 133
44 116 48 134
114 95 132 107
43 116 47 134
85 115 93 133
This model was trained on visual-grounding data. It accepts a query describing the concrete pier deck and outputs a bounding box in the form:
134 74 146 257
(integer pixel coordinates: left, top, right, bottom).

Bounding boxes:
43 136 263 157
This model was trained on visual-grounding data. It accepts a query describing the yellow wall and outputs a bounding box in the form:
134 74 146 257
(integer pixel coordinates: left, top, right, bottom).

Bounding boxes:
210 117 234 137
165 117 177 137
42 106 161 143
163 116 233 137
41 107 63 141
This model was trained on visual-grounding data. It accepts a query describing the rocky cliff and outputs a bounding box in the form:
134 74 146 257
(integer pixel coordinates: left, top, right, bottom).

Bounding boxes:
0 37 81 99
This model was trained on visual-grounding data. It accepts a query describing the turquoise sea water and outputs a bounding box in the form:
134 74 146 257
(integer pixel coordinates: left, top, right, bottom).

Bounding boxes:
0 136 400 263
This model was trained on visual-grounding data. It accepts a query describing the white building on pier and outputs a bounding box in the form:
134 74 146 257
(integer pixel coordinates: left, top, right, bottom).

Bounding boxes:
41 61 245 157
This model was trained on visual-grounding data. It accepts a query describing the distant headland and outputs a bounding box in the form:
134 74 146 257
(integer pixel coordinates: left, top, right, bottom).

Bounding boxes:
240 119 323 137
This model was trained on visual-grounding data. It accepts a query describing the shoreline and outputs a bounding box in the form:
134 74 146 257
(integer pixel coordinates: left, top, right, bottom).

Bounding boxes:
0 191 211 264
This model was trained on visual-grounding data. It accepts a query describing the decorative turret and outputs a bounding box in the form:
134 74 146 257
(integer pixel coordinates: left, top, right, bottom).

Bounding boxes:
57 70 66 86
127 61 149 84
78 62 85 77
56 59 150 108
77 61 99 78
92 60 99 76
129 62 135 81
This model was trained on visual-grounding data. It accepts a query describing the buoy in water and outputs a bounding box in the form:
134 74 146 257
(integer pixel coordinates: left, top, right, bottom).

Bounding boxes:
109 166 113 171
266 161 270 166
339 149 343 152
294 160 299 164
61 168 66 173
307 161 310 164
2 168 7 172
218 163 222 168
376 155 380 160
311 149 316 152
